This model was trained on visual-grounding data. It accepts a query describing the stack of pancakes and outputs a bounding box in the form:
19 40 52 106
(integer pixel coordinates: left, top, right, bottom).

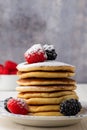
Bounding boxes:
16 61 78 116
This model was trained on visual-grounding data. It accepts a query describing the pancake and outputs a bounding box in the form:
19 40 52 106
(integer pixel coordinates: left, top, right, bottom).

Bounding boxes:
17 71 75 79
15 44 82 116
17 78 76 86
25 94 78 105
29 111 63 116
28 105 60 112
17 61 75 72
17 91 76 98
16 85 77 92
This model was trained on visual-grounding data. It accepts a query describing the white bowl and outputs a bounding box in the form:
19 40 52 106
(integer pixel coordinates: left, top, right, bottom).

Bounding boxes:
0 75 18 91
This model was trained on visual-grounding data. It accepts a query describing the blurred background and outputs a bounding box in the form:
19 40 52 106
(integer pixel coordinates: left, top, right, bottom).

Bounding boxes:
0 0 87 83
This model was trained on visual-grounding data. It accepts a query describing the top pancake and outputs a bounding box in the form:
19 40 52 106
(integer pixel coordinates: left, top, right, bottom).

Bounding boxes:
17 61 75 72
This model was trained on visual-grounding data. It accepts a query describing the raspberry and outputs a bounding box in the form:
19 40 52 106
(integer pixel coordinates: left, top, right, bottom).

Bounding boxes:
24 44 47 64
4 60 17 71
2 67 9 74
7 98 29 115
0 64 3 74
43 44 57 60
0 64 3 66
60 99 82 116
10 69 17 74
4 97 13 112
0 61 18 74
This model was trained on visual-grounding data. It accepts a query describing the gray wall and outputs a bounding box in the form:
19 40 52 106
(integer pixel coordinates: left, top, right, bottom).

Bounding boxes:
0 0 87 83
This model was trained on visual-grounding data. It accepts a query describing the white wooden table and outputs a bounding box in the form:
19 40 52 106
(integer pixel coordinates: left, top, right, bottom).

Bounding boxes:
0 84 87 130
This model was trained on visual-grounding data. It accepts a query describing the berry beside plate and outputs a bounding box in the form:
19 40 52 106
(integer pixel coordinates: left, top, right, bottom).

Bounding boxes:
4 97 29 115
60 99 82 116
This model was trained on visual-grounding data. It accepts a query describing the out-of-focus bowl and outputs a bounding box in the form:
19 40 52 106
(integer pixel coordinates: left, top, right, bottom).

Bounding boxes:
0 75 18 91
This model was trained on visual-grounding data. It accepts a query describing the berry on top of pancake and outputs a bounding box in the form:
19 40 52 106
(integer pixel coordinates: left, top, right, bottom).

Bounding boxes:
43 44 57 60
24 44 47 64
24 44 57 64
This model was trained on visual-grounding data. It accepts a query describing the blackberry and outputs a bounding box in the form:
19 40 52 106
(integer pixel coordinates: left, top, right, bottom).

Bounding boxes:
43 44 57 60
60 99 82 116
4 97 13 112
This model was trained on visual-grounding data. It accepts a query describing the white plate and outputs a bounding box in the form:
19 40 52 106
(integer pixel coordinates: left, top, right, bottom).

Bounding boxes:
0 101 87 127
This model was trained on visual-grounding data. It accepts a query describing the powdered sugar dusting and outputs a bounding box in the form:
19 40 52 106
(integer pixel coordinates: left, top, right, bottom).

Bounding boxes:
17 61 75 70
13 98 27 108
24 44 47 62
43 44 54 51
25 44 44 56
